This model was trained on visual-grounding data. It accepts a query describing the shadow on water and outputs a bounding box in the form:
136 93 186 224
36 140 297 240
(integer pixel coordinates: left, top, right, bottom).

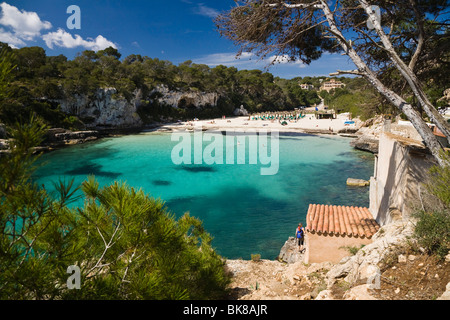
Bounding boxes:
164 185 292 259
152 180 172 186
165 185 289 215
65 163 122 179
69 141 119 160
337 151 355 157
177 165 216 173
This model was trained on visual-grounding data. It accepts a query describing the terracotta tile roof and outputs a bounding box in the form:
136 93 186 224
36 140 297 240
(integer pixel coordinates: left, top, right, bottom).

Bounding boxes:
433 126 446 138
306 204 380 239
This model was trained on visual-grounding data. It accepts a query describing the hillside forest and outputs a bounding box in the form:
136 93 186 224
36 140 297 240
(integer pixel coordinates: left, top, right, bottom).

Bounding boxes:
0 43 410 129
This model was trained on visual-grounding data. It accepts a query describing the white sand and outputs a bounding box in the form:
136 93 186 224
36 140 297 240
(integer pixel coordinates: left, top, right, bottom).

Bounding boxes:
159 113 360 133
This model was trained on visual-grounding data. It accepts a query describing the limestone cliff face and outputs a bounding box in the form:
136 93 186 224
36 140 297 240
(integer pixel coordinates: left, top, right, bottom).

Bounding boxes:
150 84 219 109
59 85 221 129
59 88 143 128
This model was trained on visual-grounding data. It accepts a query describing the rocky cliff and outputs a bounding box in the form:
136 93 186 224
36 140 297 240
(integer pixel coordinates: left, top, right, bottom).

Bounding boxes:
60 88 143 129
59 85 222 129
150 84 219 109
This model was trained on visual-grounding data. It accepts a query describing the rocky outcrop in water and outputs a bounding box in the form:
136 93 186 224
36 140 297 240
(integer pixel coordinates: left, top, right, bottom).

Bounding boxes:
42 128 99 150
349 115 430 154
350 136 380 153
346 178 370 187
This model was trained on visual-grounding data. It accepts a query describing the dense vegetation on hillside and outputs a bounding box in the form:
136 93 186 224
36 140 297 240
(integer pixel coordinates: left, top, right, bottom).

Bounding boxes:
3 41 446 130
0 42 324 128
7 41 441 129
320 75 449 122
320 78 387 121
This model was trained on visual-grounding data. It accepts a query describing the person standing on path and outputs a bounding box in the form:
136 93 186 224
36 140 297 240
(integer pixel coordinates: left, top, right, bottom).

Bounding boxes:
296 223 305 253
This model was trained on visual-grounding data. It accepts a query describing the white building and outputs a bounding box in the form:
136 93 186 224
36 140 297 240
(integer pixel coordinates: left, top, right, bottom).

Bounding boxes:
300 83 314 90
320 79 346 92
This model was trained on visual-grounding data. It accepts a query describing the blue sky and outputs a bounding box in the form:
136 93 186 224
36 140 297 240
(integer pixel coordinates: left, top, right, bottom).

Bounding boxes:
1 0 356 79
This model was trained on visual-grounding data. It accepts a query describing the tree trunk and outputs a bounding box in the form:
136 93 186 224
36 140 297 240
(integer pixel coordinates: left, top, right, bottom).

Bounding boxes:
359 0 450 145
320 0 447 166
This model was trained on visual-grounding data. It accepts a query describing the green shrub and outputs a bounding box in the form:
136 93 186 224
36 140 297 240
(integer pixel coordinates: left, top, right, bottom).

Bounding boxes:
340 245 364 255
426 154 450 208
251 254 261 262
414 210 450 260
413 151 450 261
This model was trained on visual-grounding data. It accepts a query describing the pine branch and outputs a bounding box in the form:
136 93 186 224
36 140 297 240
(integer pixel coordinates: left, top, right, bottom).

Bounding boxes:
86 222 121 278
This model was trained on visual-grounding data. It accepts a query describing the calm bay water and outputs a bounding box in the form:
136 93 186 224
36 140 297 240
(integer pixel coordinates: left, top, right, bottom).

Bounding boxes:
34 132 374 259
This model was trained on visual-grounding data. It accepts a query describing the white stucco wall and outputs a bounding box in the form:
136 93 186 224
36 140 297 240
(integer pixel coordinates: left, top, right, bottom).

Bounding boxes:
369 132 436 225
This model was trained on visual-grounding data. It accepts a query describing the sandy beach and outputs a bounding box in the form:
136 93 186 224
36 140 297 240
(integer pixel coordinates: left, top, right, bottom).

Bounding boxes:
157 112 360 134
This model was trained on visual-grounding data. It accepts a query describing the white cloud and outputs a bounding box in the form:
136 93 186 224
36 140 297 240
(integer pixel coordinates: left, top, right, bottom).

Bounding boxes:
0 27 26 48
0 2 52 41
0 2 118 51
193 3 219 18
268 54 306 68
43 28 117 51
194 52 305 69
193 52 256 67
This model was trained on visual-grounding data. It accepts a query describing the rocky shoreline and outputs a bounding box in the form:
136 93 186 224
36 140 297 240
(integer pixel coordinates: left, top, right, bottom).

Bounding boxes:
0 125 147 155
0 115 365 154
225 218 450 300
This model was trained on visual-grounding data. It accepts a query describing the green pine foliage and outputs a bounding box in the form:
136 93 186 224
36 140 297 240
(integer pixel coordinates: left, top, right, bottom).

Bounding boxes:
0 44 15 101
0 119 230 300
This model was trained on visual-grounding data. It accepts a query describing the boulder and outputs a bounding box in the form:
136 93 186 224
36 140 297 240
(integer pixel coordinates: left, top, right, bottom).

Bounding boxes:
338 127 359 134
438 282 450 300
350 136 379 153
0 139 9 150
445 252 450 263
326 220 415 287
346 178 370 187
278 237 303 264
233 105 249 116
45 128 67 141
343 284 378 300
314 289 334 300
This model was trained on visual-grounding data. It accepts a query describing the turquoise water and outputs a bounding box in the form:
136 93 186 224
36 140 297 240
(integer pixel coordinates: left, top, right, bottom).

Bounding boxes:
33 132 374 259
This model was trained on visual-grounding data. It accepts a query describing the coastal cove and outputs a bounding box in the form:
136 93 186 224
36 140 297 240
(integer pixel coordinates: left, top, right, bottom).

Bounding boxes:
33 130 374 260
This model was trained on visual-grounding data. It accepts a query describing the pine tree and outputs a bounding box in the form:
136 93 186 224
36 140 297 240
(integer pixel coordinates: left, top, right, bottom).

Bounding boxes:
0 119 230 300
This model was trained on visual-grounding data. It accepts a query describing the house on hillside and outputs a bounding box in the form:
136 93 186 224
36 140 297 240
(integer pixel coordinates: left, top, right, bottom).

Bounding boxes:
320 79 346 92
300 83 314 90
304 204 380 264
